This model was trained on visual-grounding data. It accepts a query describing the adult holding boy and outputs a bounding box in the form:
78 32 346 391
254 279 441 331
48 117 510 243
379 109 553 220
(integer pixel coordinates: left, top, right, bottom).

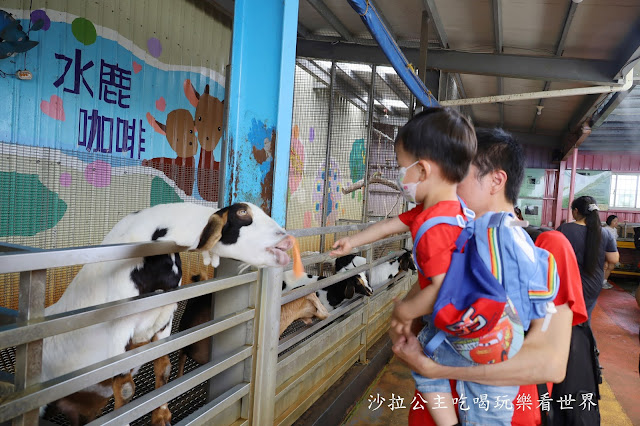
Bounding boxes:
392 128 590 425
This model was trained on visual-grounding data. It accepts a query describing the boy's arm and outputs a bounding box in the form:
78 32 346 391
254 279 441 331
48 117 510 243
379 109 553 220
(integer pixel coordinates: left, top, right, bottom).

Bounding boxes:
391 274 443 336
331 216 409 256
392 302 573 386
396 274 443 319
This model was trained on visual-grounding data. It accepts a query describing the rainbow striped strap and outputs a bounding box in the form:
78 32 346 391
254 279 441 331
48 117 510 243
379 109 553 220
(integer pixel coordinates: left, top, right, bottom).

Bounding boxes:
529 252 559 300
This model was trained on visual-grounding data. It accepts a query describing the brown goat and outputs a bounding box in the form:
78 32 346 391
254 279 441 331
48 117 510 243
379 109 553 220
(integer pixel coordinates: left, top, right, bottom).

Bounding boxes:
279 292 329 335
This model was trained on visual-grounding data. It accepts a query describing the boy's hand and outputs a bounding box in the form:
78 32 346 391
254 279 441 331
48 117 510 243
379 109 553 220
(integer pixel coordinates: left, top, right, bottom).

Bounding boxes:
391 298 415 337
330 237 353 257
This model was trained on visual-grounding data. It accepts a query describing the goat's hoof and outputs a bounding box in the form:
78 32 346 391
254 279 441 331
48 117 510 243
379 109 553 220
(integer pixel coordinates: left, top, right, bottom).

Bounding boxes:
120 382 134 400
151 404 171 426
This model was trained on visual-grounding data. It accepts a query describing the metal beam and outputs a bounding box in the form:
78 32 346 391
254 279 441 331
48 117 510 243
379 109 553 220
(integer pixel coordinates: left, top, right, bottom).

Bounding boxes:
298 33 438 50
591 87 636 128
493 0 503 127
306 0 354 42
298 23 312 39
203 0 234 18
418 10 429 86
296 39 622 85
296 58 330 85
615 17 640 77
297 59 385 119
377 72 411 106
421 0 448 48
492 0 503 54
337 66 398 116
530 82 551 132
421 0 477 121
531 1 579 132
370 0 396 39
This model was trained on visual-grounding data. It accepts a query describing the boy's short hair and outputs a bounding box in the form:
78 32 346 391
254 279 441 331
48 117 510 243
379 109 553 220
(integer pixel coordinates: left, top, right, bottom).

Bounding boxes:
395 107 476 183
473 128 525 205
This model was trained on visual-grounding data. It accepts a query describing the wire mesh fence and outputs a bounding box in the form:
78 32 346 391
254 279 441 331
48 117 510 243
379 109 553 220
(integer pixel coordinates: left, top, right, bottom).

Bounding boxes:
286 59 412 260
0 142 215 309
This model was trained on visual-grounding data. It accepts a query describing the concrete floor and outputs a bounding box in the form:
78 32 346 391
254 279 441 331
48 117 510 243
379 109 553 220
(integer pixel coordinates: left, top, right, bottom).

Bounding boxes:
342 281 640 425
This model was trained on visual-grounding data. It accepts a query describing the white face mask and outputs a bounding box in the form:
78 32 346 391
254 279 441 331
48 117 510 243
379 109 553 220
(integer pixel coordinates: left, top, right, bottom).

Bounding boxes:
396 161 420 203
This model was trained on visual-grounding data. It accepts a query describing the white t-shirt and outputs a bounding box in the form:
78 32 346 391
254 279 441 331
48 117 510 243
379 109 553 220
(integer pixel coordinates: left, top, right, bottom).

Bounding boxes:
604 225 618 240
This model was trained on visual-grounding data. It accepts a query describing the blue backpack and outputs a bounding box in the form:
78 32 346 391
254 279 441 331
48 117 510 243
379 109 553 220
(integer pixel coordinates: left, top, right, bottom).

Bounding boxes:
413 198 559 363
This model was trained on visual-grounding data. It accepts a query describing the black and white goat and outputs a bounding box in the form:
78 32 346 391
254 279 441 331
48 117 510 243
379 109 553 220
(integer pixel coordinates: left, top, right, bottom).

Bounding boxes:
41 202 293 426
282 269 372 312
335 250 415 290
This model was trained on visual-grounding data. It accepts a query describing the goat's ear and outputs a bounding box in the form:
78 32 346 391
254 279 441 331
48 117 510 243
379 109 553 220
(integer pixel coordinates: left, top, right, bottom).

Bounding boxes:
345 282 355 299
197 211 228 251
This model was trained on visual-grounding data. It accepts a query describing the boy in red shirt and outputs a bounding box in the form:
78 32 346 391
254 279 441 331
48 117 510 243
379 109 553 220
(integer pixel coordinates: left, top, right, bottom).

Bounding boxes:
392 128 588 425
332 107 477 425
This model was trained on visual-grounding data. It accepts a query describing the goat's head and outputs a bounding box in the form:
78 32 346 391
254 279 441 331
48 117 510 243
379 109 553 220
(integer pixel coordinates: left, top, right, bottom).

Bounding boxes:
353 272 372 296
398 249 416 273
197 202 292 268
336 273 372 300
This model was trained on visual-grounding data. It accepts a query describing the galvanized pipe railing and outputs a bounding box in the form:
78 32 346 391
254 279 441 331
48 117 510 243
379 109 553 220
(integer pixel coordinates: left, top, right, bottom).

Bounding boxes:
0 240 258 425
0 273 258 350
0 223 412 425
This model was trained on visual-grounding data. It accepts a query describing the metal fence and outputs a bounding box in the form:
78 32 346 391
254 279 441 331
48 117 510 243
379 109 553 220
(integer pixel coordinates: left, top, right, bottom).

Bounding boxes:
0 225 412 426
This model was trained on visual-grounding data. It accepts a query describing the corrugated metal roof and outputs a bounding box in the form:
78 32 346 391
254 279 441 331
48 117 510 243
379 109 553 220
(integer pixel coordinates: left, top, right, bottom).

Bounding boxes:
582 84 640 152
289 0 640 153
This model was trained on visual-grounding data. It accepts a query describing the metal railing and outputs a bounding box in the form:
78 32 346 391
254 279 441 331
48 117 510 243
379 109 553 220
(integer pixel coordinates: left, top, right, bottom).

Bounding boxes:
0 225 412 426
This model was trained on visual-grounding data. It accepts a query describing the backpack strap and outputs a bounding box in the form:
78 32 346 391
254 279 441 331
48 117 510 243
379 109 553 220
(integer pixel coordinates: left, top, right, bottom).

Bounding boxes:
413 216 464 276
423 329 447 358
412 197 475 277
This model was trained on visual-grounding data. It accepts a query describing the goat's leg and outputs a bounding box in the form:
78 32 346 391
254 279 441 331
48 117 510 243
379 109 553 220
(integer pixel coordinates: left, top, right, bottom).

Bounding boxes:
150 333 172 426
176 349 187 378
112 373 136 408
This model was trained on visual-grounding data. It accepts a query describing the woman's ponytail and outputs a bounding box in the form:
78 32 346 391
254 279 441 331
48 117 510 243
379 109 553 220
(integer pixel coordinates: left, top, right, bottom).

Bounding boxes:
571 196 602 275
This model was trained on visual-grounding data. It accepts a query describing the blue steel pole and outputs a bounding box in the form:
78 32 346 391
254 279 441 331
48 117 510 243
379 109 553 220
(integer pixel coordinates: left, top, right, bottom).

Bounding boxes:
224 0 299 227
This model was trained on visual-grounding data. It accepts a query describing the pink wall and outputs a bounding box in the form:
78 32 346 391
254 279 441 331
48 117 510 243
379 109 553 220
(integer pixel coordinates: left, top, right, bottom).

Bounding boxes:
568 152 640 172
523 144 556 169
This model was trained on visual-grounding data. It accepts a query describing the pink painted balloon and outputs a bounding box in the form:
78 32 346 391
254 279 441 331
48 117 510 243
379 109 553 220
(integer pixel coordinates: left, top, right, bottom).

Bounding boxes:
304 211 312 228
60 173 72 187
84 161 111 188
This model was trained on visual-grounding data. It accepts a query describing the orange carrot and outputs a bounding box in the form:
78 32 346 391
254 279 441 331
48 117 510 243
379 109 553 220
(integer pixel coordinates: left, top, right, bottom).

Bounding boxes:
291 237 304 278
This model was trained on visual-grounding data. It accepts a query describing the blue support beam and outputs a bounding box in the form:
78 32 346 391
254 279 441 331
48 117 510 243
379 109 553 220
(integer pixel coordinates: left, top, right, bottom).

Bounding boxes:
223 0 299 226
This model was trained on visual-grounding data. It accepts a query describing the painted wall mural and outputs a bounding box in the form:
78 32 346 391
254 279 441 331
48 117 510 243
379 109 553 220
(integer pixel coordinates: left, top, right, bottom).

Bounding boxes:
0 3 230 249
286 63 370 235
312 159 343 227
289 125 304 194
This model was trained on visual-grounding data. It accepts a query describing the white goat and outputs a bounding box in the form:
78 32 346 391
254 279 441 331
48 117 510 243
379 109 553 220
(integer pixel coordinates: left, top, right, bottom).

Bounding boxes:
282 269 372 312
41 202 292 426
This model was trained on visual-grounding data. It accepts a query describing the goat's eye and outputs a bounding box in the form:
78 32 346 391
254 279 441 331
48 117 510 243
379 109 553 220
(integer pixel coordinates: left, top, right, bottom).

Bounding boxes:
238 209 248 216
198 116 202 121
218 126 222 131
